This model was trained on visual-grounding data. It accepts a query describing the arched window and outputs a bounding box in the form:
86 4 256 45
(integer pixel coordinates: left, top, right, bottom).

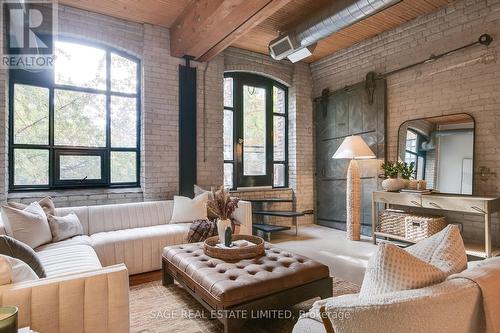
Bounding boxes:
9 38 141 190
223 72 288 189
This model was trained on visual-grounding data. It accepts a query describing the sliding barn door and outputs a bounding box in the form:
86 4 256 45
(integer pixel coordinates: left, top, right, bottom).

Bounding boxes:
315 79 386 236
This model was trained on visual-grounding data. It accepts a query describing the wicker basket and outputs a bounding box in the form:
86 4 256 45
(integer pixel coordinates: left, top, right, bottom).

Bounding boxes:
377 210 408 237
405 215 446 242
204 235 265 261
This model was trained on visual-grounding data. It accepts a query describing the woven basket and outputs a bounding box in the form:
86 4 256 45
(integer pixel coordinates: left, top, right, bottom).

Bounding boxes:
405 215 446 242
203 235 265 261
377 210 408 237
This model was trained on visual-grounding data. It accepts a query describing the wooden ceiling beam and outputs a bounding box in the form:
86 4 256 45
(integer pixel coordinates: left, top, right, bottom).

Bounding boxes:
170 0 292 61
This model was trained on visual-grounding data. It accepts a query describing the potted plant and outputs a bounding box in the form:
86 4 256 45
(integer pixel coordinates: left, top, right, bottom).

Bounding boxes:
207 186 240 245
399 162 417 189
381 161 406 192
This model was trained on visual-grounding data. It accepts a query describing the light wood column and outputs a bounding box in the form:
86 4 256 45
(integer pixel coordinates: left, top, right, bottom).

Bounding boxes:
346 159 360 241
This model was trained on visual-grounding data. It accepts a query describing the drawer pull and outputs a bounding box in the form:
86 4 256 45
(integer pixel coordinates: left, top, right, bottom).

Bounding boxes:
471 206 486 214
410 200 421 206
429 202 441 209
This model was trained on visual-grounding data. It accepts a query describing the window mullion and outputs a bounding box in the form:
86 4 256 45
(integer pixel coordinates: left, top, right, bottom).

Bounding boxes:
105 50 111 185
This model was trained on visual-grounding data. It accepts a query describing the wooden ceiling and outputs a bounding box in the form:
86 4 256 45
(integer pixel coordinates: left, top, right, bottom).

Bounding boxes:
232 0 453 63
59 0 453 63
58 0 190 27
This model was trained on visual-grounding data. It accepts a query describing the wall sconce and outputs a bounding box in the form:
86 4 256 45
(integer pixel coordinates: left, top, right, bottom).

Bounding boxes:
476 166 497 182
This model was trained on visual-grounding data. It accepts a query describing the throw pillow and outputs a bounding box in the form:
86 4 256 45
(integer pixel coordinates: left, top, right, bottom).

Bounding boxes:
0 235 46 278
8 196 56 217
194 184 218 220
1 202 52 248
0 254 39 285
360 243 447 298
187 219 218 243
170 193 209 223
406 224 467 275
47 213 84 242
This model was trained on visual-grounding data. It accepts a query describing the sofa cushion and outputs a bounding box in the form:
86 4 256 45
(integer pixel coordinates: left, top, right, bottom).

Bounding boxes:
360 243 447 298
35 235 92 251
0 235 46 278
406 225 467 275
90 224 190 275
1 202 52 248
87 201 173 234
36 244 101 277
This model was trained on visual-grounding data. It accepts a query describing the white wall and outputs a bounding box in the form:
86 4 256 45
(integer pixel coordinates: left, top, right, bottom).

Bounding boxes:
436 132 473 194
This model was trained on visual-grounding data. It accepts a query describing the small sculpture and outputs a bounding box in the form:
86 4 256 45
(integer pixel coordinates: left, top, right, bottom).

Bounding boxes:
224 227 232 247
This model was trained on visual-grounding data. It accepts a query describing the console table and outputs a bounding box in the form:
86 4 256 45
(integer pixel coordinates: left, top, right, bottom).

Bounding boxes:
371 191 500 258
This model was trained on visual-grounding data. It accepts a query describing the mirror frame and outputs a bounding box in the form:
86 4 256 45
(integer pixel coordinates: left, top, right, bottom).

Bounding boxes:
396 113 476 195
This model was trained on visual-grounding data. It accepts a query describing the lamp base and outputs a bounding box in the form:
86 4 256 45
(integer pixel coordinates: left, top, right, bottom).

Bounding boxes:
346 159 361 241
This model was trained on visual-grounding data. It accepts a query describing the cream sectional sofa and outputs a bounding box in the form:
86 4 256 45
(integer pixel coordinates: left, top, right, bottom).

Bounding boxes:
0 199 252 332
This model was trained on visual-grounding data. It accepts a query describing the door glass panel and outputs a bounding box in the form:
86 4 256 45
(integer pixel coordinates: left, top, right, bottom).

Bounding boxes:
273 86 286 114
224 78 233 107
243 85 266 176
274 164 285 187
224 163 233 188
223 110 233 160
274 116 286 161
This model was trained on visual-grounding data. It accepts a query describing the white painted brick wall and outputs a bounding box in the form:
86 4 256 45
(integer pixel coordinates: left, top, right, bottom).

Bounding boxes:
0 5 316 222
310 0 500 245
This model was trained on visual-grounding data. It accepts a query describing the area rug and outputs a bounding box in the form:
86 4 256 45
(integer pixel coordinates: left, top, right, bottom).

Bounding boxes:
130 278 360 333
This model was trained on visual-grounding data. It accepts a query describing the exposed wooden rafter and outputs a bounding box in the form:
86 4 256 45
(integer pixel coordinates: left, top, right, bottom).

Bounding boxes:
170 0 292 61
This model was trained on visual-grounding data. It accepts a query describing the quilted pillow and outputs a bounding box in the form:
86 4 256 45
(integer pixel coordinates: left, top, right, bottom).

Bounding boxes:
360 243 447 298
406 224 467 275
47 213 84 242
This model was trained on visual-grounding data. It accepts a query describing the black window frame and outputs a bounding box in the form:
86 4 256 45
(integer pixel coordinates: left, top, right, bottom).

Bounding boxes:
8 37 141 191
223 72 288 190
404 129 427 179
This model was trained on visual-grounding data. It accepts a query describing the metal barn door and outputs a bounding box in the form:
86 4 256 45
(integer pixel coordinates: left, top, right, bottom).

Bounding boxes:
315 79 386 235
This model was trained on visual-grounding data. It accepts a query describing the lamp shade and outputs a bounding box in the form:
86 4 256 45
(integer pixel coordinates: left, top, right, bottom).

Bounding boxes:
332 136 376 160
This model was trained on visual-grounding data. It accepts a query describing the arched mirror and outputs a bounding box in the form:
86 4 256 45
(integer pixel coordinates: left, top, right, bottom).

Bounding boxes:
397 113 475 195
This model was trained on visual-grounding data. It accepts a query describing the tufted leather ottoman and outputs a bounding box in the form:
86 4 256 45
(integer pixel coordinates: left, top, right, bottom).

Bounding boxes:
162 242 332 333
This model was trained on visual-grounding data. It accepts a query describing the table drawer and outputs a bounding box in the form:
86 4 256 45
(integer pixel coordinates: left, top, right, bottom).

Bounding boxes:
422 196 487 214
373 192 422 207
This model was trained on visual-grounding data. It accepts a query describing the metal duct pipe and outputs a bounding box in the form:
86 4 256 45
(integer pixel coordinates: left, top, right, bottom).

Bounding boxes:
295 0 401 48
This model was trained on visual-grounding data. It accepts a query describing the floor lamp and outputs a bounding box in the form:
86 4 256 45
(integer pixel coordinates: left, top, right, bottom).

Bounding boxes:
332 136 376 241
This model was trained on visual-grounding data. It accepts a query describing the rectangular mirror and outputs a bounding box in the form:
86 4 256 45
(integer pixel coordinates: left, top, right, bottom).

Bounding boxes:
398 113 474 195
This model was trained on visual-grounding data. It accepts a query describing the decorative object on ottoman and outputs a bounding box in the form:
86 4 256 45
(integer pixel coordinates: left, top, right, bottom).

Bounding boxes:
203 235 265 261
0 306 18 333
187 219 218 243
404 214 446 242
332 136 376 241
224 227 232 247
207 186 240 244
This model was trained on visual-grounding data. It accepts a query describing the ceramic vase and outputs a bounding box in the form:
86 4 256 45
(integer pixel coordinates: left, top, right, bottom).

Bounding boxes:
382 178 407 192
217 219 232 245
